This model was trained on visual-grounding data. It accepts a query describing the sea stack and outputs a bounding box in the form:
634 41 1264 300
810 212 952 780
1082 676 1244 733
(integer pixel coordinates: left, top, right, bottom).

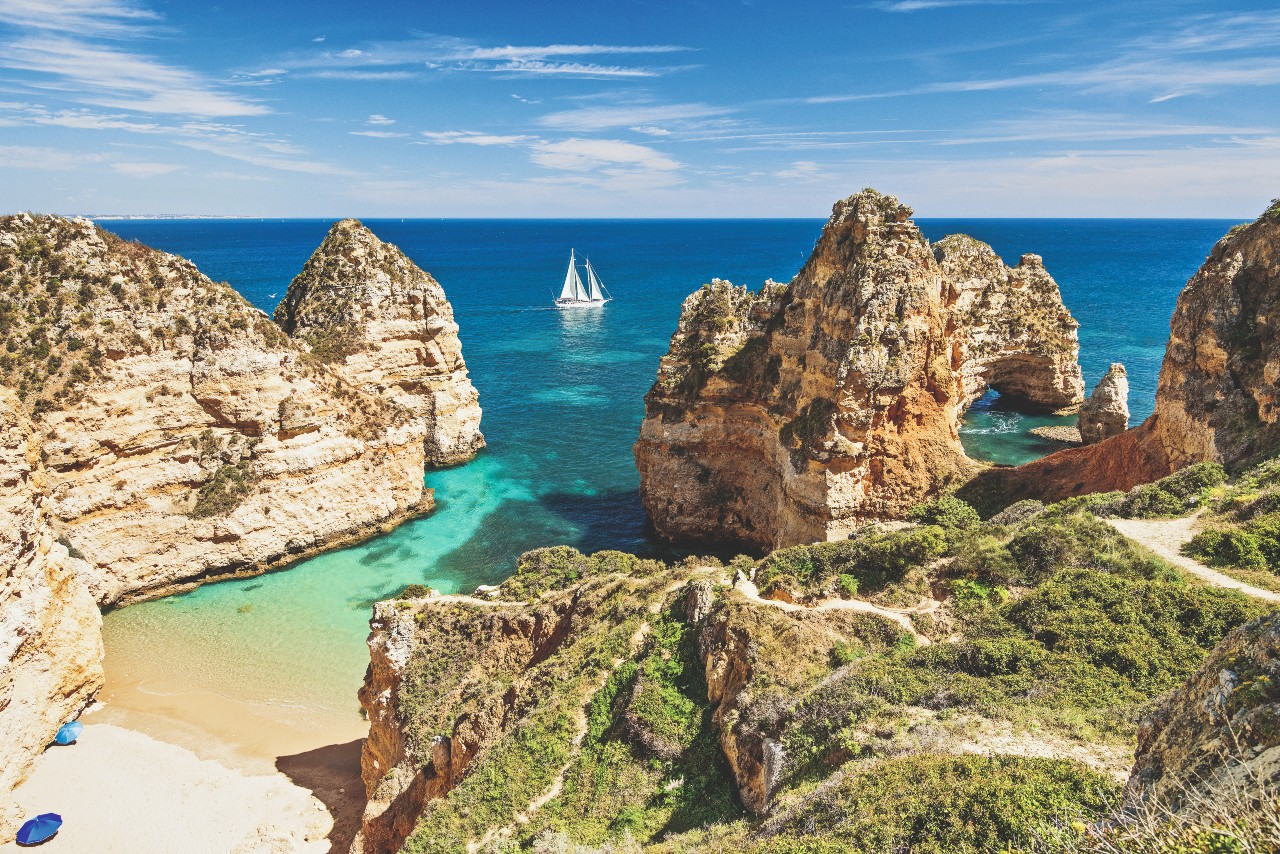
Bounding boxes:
275 219 484 466
0 214 430 606
972 201 1280 506
634 189 1083 551
1078 363 1129 444
0 388 102 842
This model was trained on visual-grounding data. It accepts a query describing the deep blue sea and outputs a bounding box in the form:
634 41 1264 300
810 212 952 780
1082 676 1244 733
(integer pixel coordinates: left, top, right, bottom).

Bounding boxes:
92 217 1237 749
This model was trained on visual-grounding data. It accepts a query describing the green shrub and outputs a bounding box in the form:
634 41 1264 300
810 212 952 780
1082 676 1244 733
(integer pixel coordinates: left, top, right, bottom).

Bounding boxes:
397 584 434 599
909 496 981 530
1108 463 1227 519
761 754 1118 853
1185 528 1269 570
189 461 257 518
987 499 1046 527
830 641 863 667
504 547 665 601
755 526 946 600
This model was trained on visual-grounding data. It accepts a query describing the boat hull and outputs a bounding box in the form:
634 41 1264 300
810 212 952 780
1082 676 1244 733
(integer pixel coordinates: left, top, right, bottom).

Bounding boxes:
554 298 610 309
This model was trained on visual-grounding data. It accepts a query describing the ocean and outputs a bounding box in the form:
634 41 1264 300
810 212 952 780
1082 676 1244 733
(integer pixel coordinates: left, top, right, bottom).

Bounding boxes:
92 217 1237 753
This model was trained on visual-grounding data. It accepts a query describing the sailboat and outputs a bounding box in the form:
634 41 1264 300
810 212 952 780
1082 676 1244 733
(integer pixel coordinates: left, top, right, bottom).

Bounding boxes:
555 249 611 308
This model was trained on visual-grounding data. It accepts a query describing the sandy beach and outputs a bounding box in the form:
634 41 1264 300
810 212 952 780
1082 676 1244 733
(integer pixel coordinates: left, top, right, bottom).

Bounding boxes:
2 718 334 853
4 693 369 854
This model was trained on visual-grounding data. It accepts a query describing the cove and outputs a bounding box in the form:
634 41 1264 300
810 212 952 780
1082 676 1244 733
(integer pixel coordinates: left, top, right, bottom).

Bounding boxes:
91 217 1236 763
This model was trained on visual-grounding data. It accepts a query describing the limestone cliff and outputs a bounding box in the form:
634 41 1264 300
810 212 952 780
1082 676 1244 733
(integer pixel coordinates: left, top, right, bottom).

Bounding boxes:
0 214 430 605
968 202 1280 508
635 190 1083 551
0 388 103 841
275 220 484 466
1078 363 1129 445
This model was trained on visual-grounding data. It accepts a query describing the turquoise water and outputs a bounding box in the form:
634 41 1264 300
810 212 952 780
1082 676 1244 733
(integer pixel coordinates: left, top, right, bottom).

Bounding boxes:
94 217 1237 746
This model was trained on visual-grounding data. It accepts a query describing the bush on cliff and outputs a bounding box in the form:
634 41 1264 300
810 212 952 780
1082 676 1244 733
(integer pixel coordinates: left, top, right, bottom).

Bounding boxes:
504 546 665 601
909 495 981 530
754 526 946 602
755 755 1118 854
1096 462 1227 520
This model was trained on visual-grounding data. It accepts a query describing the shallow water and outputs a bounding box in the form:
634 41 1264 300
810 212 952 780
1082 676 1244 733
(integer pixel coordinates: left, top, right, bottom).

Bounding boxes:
94 217 1237 755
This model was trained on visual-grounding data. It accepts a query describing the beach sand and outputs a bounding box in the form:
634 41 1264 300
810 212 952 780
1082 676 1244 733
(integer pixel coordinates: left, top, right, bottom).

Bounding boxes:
2 719 336 853
4 678 370 853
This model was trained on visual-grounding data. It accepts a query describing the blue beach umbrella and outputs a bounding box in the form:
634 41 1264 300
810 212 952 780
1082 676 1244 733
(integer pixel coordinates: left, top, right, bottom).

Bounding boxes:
16 813 62 846
53 721 82 745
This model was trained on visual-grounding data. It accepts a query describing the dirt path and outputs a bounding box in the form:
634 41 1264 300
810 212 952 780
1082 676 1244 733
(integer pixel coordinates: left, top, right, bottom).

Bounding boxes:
733 574 934 645
1106 516 1280 603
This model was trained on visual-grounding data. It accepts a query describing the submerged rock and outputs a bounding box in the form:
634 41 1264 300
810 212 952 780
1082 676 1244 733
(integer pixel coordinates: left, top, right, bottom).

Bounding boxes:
275 220 484 466
1078 363 1129 445
635 189 1083 551
0 214 430 605
0 388 102 842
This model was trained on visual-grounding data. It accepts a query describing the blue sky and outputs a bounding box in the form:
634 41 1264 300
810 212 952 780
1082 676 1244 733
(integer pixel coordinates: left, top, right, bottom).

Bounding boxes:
1 0 1278 217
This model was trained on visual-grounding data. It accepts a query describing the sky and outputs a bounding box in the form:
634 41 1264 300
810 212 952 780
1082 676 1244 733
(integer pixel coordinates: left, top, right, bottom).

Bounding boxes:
1 0 1278 217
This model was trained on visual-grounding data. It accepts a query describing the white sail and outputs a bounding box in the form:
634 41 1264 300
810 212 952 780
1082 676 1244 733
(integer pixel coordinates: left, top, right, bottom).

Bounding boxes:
585 259 605 302
559 250 586 302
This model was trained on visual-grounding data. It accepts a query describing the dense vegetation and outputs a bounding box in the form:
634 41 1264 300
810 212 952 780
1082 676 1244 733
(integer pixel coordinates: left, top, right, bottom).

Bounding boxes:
384 489 1268 853
1182 457 1280 591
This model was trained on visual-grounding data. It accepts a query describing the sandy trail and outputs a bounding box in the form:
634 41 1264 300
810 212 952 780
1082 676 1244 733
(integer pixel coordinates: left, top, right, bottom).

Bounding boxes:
1106 516 1280 603
2 721 332 854
733 574 934 645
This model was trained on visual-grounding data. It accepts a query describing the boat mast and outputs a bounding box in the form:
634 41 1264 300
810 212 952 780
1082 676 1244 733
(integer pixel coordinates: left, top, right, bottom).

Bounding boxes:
585 259 610 302
559 249 586 302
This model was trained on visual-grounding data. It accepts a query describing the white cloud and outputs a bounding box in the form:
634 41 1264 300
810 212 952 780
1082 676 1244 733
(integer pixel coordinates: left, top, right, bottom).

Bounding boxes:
2 36 268 117
539 103 730 131
0 145 101 171
630 126 672 136
278 36 693 80
464 44 687 60
350 130 407 138
367 114 395 125
0 103 344 175
111 161 181 177
871 0 1035 11
305 70 417 81
774 160 828 181
812 12 1280 102
531 138 680 172
419 131 536 145
0 0 158 36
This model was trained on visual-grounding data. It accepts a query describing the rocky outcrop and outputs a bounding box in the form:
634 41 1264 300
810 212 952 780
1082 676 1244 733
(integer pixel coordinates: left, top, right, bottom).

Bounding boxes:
969 203 1280 508
635 190 1083 551
0 214 430 605
1145 206 1280 469
0 388 103 841
275 219 484 466
1125 611 1280 811
1078 363 1129 445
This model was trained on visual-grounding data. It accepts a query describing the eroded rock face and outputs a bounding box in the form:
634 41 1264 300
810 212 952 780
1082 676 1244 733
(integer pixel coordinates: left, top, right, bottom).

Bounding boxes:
0 388 103 841
969 204 1280 507
635 190 1083 551
1125 611 1280 811
0 214 430 605
1148 208 1280 469
1078 363 1130 445
275 219 484 466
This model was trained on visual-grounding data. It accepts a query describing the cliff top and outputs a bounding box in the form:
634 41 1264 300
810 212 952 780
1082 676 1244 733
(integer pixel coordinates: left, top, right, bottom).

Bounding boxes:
0 214 291 417
274 218 451 364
